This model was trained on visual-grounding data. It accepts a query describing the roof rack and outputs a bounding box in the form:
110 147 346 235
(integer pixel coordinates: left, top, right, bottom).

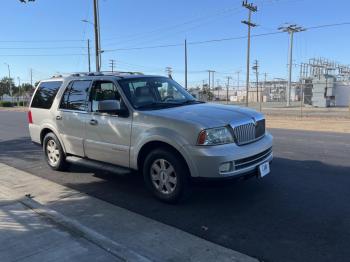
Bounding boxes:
50 71 144 79
100 71 144 76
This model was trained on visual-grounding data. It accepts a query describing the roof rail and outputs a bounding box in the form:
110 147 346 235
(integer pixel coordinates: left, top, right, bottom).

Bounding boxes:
51 74 63 78
100 71 144 76
69 72 104 77
51 71 144 79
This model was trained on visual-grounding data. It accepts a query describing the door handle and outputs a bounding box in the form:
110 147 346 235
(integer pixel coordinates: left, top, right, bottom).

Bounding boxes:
56 115 62 120
89 119 98 126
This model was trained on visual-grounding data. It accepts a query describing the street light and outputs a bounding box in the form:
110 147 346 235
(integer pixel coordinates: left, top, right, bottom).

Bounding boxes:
81 0 102 72
82 17 102 71
81 19 93 25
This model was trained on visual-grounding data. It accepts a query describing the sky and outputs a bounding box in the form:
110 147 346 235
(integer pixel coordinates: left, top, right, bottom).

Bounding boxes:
1 0 350 87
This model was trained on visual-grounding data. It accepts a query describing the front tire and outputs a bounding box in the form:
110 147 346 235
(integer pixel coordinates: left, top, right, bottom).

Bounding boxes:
43 132 68 171
143 148 190 203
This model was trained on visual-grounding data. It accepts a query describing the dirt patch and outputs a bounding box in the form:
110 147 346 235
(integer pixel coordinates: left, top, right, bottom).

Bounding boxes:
267 116 350 133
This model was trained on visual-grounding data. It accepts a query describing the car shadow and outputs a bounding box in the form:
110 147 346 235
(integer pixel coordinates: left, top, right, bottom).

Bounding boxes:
1 137 350 262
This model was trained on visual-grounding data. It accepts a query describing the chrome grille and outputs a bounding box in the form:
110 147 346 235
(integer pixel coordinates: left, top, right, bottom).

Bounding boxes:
233 119 265 145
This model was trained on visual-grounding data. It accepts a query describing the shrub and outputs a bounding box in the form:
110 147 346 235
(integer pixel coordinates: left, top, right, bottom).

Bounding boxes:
0 101 14 107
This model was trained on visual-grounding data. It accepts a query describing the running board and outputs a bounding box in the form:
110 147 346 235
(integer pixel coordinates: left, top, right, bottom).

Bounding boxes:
66 156 132 175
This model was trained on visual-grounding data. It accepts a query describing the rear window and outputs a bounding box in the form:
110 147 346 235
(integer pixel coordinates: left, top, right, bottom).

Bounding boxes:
31 81 62 109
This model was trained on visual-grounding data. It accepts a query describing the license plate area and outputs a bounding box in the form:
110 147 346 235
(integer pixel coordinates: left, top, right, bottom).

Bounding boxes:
259 162 270 178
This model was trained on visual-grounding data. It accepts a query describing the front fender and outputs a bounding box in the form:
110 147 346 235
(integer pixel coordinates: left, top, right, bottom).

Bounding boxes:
130 127 192 172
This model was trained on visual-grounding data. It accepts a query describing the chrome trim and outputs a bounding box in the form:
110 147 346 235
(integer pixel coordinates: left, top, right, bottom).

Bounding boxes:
235 148 272 169
220 152 273 177
231 119 265 146
58 109 89 114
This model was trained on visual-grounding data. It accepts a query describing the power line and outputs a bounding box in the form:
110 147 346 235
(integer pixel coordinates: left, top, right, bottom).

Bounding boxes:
102 6 242 45
0 46 86 50
0 21 349 57
306 22 350 30
0 53 86 57
103 32 283 52
101 0 294 47
0 39 84 43
103 21 350 52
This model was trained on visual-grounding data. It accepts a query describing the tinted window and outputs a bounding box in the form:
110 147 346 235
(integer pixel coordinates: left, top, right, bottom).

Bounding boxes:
60 81 90 111
31 81 62 109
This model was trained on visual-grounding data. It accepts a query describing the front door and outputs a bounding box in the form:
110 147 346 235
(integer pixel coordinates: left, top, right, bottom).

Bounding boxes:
84 80 132 167
56 80 91 156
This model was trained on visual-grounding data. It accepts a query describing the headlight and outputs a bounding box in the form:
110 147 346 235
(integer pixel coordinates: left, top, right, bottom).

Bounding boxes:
197 126 234 145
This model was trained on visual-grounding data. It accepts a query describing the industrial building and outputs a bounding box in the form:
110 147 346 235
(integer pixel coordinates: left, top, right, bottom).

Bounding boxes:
299 58 350 107
189 58 350 107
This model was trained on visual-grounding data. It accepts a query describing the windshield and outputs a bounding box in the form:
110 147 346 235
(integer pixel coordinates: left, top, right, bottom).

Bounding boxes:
118 77 200 110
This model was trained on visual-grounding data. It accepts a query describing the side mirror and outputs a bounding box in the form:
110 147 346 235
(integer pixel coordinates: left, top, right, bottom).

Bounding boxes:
97 100 121 113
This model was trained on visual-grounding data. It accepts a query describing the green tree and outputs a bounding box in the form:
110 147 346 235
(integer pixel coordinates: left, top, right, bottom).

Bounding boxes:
0 77 15 100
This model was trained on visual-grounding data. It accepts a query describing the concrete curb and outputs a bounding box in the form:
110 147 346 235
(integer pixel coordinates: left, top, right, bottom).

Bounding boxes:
0 163 258 262
13 195 152 262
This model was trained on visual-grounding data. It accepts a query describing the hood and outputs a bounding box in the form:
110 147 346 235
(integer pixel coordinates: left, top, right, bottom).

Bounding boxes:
142 103 263 128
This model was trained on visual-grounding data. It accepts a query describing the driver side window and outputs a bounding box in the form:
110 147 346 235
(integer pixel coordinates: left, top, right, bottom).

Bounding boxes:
90 81 124 113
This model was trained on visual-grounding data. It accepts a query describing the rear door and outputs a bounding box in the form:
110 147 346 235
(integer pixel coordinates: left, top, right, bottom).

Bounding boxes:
56 80 91 156
84 80 132 167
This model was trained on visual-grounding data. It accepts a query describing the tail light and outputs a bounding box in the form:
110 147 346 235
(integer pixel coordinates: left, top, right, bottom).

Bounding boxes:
28 110 33 124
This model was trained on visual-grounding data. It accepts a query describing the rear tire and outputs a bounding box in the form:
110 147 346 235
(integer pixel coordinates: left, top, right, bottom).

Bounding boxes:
43 132 68 171
143 148 191 203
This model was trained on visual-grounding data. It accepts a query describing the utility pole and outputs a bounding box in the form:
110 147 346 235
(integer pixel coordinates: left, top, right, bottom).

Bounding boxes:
242 0 257 107
212 71 216 95
87 39 91 72
226 76 232 104
207 70 215 100
263 72 267 106
184 39 188 90
93 0 101 72
252 60 259 104
109 59 116 72
278 23 306 106
216 79 220 98
299 63 304 118
30 68 33 87
208 70 211 90
165 67 173 79
17 77 21 106
4 63 12 103
236 70 241 90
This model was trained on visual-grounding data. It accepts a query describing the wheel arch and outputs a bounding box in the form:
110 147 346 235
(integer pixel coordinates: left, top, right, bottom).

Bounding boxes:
40 127 67 153
137 141 191 176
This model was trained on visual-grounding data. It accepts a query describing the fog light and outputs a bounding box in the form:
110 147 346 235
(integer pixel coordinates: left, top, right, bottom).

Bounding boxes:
219 162 233 173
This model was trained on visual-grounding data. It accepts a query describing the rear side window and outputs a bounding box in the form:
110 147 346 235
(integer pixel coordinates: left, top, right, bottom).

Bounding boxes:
60 80 91 111
31 81 62 109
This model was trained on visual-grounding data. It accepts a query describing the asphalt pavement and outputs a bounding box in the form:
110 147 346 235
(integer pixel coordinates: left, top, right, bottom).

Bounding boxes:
0 110 350 262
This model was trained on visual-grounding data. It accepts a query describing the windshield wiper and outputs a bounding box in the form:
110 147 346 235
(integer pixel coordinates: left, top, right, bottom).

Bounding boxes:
175 100 204 105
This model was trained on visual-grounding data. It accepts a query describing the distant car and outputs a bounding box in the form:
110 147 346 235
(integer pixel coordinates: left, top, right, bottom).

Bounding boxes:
28 72 273 203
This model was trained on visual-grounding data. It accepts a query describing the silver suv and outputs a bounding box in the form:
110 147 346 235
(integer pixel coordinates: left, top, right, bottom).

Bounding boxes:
28 72 273 203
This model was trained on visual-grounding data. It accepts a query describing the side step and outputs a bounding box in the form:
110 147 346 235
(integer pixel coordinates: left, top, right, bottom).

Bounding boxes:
66 156 132 175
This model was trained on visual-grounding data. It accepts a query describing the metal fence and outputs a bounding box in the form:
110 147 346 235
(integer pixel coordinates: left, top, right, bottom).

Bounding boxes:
203 100 350 120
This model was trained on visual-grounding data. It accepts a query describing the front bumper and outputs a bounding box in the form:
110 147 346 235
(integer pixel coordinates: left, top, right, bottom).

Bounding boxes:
182 132 273 178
